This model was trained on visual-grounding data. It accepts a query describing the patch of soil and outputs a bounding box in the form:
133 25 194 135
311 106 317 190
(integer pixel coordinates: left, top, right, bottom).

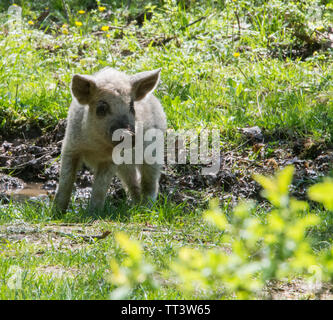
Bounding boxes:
0 122 332 209
35 265 79 278
127 9 153 27
268 27 333 60
0 220 110 251
0 174 24 191
263 279 333 300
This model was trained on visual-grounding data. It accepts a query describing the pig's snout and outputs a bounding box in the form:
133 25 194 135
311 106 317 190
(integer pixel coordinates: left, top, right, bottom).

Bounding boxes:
110 116 135 146
110 116 134 134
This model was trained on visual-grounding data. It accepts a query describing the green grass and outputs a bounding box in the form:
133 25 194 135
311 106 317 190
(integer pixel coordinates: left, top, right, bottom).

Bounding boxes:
0 1 332 140
0 197 219 299
0 0 333 299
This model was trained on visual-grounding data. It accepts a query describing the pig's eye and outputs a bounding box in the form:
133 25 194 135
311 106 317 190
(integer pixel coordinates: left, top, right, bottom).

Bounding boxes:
96 101 109 117
129 99 135 115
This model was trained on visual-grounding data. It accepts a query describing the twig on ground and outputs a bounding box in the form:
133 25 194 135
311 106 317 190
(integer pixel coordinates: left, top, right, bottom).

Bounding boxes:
234 10 241 38
179 13 215 31
46 230 111 243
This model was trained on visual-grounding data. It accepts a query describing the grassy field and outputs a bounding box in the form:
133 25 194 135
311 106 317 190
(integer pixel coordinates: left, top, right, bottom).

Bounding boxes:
0 0 333 299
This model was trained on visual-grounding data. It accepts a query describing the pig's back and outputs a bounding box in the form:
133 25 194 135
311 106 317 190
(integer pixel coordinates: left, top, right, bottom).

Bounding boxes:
135 94 167 132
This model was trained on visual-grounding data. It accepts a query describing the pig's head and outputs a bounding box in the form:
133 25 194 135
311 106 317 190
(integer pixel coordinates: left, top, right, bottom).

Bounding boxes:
70 67 161 147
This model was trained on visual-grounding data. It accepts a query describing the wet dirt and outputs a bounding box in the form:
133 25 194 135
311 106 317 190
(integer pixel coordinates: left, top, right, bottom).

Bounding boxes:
0 120 332 209
7 182 48 201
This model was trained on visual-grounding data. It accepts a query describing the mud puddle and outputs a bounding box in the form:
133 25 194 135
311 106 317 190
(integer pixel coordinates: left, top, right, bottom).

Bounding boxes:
0 121 333 209
0 176 49 203
6 182 49 201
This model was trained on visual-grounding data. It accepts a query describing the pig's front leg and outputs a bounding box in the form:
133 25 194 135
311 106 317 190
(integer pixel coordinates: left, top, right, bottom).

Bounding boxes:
89 162 116 212
54 154 80 213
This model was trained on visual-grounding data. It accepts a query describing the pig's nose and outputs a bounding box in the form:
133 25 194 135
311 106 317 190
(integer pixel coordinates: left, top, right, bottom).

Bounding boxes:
110 124 134 136
127 124 135 134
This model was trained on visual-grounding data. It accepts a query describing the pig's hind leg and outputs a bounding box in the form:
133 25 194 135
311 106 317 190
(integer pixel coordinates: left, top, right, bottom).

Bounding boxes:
139 163 162 203
116 164 141 203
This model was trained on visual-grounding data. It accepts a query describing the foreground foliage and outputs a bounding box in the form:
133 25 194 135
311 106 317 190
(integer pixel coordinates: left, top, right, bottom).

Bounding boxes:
109 166 333 299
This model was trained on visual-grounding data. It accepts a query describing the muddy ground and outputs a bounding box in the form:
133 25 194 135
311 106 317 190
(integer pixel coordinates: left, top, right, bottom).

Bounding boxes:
0 120 332 208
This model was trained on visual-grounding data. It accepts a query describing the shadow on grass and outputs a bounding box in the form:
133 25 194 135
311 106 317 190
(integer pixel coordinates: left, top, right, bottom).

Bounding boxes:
0 192 195 225
63 193 194 224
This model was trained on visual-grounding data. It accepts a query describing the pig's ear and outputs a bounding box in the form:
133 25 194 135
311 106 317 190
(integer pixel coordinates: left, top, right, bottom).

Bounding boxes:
130 68 161 101
71 74 96 105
